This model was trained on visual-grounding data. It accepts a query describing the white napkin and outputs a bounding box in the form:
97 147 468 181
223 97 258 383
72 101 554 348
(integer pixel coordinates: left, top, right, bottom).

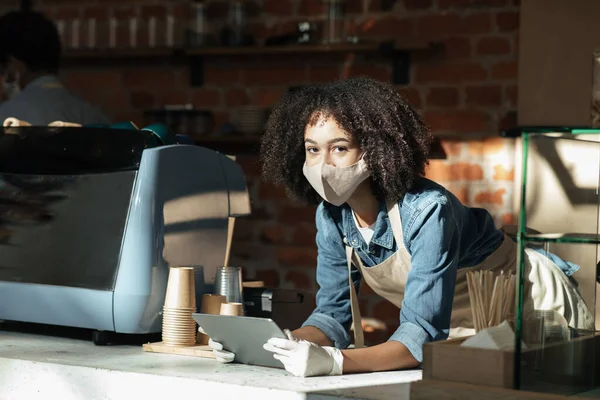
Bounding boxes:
460 320 524 351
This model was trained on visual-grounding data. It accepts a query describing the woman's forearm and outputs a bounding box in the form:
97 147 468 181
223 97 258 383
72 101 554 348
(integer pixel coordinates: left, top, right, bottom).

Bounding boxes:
291 326 333 346
341 340 420 373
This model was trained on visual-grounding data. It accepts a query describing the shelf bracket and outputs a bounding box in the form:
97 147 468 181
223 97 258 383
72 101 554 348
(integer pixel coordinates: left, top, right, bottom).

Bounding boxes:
189 56 204 87
379 42 411 85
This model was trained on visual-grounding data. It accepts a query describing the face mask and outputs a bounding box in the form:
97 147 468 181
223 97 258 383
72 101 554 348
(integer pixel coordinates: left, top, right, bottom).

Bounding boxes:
302 154 370 206
2 71 20 99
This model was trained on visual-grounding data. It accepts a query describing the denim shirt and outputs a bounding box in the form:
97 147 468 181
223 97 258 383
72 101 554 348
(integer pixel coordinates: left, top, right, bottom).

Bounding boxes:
301 177 578 363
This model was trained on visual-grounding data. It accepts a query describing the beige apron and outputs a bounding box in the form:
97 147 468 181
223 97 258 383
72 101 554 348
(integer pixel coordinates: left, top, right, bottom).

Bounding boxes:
346 202 595 348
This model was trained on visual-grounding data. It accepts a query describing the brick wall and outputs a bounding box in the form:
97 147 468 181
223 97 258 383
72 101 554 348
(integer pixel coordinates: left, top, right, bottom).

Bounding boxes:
26 0 519 342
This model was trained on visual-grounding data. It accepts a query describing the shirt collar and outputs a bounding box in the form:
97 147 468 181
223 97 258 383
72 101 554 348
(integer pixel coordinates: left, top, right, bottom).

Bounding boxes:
341 201 395 250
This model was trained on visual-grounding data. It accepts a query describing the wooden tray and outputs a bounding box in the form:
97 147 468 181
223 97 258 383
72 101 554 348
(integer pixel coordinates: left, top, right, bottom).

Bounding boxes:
142 341 216 359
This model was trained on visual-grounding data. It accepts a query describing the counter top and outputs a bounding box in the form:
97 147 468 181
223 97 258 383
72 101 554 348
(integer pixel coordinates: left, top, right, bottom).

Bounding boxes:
0 330 421 400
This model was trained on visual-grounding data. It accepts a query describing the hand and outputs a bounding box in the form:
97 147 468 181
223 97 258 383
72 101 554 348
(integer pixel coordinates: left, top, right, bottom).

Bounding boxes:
198 327 235 363
208 338 235 363
263 338 344 377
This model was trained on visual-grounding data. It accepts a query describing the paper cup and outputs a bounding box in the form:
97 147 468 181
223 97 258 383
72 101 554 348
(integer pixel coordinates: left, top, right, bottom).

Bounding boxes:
163 267 196 310
220 302 244 316
196 294 226 344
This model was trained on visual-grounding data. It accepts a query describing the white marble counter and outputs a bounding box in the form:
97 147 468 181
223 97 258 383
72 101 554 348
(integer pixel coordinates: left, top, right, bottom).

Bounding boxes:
0 331 421 400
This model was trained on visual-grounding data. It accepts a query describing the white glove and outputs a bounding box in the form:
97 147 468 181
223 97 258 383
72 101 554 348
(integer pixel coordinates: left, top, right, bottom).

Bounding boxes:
208 338 235 363
263 338 344 377
198 327 235 363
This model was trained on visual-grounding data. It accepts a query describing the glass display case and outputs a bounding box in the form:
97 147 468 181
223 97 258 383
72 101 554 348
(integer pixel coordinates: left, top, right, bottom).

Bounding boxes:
515 127 600 395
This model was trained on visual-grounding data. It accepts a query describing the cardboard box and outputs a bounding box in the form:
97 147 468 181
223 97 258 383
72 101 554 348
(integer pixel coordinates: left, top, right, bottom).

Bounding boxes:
422 334 600 391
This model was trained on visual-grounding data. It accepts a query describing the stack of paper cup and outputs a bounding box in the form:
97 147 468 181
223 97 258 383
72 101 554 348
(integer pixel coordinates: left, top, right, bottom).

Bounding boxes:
162 266 196 346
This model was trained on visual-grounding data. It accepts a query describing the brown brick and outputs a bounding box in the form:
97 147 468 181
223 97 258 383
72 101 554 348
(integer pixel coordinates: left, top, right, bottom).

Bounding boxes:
122 68 175 88
474 188 507 205
438 0 509 8
204 65 241 85
309 66 342 82
63 70 121 90
491 61 518 80
158 91 190 107
416 13 462 38
236 155 262 177
292 224 317 246
130 91 155 110
425 161 450 181
441 140 464 156
505 85 517 107
493 164 514 181
462 12 493 34
297 0 326 16
280 206 317 224
55 7 81 19
244 66 307 85
277 246 318 267
422 109 489 133
404 0 434 9
467 137 506 155
447 183 469 205
256 269 280 287
141 5 166 18
443 37 472 59
232 218 255 241
372 300 399 325
284 270 313 290
426 162 484 181
344 64 392 82
112 6 136 20
191 88 221 108
83 6 108 20
501 212 516 226
250 87 286 107
465 85 502 106
259 182 289 200
261 225 287 244
498 110 517 131
415 62 488 84
225 89 250 107
362 16 414 37
263 0 294 16
346 0 364 14
496 11 519 32
104 92 130 112
447 184 470 204
426 87 460 107
476 37 511 56
397 87 422 108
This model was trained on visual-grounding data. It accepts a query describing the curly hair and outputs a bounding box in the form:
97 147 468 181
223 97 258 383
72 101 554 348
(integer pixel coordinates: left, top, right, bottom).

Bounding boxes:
260 77 433 205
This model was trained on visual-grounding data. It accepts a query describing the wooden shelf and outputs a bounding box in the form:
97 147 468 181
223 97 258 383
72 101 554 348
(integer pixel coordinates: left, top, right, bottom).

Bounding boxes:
63 47 175 60
61 39 437 86
184 40 431 56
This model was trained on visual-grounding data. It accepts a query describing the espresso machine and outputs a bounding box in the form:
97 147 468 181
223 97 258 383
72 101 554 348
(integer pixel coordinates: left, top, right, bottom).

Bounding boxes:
0 126 250 344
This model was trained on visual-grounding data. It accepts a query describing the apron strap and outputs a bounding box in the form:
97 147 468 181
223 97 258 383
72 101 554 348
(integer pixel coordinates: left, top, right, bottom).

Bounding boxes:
386 201 405 251
346 245 364 348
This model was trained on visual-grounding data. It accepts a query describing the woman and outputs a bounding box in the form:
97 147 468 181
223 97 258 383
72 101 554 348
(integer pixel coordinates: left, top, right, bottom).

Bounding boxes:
208 77 594 377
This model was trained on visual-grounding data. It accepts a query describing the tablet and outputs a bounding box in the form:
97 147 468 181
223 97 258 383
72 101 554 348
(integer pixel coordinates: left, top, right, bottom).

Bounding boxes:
192 313 287 369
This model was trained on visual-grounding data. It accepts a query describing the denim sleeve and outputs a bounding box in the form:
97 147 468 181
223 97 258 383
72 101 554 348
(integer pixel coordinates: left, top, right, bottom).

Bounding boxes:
301 206 360 349
388 201 460 363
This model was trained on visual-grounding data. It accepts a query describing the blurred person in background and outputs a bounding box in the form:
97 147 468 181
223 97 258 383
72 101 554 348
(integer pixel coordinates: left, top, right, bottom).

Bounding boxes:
0 10 110 126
